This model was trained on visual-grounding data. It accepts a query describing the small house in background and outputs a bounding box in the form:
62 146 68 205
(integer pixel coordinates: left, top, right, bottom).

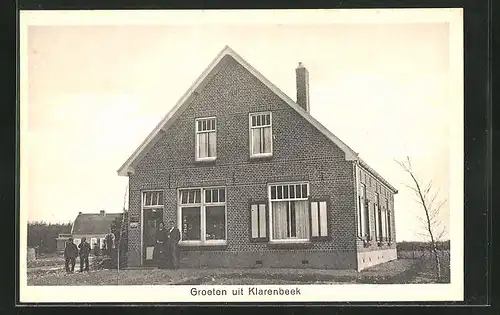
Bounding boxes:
71 210 121 250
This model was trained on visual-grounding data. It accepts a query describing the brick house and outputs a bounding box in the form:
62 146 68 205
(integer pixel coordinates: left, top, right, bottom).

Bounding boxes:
118 46 398 271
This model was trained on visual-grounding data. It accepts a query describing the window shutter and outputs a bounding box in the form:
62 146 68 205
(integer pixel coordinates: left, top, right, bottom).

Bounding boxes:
250 202 268 241
251 205 259 238
310 200 328 239
319 201 328 237
310 202 319 237
258 204 267 238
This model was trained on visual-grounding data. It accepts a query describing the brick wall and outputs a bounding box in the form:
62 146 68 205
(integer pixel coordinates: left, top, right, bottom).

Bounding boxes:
126 55 360 269
355 166 397 254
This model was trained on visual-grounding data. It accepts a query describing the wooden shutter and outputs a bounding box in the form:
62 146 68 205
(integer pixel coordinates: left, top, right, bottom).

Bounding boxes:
250 202 268 241
310 200 329 240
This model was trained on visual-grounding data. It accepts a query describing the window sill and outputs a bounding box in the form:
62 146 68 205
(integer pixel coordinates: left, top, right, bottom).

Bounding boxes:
267 241 313 249
249 154 273 161
194 157 217 164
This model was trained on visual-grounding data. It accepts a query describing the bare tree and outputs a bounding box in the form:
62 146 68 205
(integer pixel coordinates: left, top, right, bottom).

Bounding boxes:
396 156 447 281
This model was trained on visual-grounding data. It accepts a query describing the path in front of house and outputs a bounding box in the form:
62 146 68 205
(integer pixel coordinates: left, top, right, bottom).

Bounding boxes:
27 259 421 286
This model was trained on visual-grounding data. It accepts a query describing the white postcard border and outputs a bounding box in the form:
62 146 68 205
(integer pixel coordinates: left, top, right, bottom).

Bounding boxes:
19 8 464 303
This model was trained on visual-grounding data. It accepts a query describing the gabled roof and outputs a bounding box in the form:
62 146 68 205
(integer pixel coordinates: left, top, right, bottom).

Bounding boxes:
117 45 397 193
71 212 121 235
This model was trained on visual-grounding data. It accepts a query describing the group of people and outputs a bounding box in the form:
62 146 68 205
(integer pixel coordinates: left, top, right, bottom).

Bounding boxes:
63 221 180 271
63 229 116 273
63 237 92 273
153 220 180 269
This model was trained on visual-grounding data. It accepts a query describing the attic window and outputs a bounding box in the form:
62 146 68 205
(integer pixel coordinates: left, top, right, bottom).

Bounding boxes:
249 112 272 158
195 117 217 161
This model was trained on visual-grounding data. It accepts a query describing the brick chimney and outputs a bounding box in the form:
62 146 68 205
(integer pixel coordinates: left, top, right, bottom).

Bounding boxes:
296 62 310 112
100 210 105 216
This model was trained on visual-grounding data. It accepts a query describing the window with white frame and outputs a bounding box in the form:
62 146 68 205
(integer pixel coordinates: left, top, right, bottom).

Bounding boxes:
178 187 226 244
374 193 382 242
380 206 388 241
385 198 391 241
310 200 328 238
250 203 267 240
143 191 164 208
195 117 217 160
358 183 370 239
249 112 272 157
269 183 310 241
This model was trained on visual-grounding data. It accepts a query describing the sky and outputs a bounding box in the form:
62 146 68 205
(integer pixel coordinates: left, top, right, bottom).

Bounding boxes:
21 10 462 241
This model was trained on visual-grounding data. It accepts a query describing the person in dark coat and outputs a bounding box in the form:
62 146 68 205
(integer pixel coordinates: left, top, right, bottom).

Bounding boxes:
105 228 116 256
78 237 91 272
64 237 78 273
153 222 168 269
167 220 181 269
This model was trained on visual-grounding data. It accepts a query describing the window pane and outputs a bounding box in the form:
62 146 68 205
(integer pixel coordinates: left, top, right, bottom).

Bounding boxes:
258 204 266 238
283 185 289 199
202 120 207 131
197 121 202 131
251 205 259 238
381 209 387 239
219 189 225 202
256 115 261 126
212 189 218 203
208 131 216 157
294 201 310 238
181 191 188 204
252 128 261 155
188 190 195 203
295 185 302 198
205 190 212 203
263 127 272 153
289 202 296 237
198 133 208 158
251 115 256 127
206 206 225 240
181 207 201 240
289 185 295 199
272 201 288 240
271 186 276 199
319 201 328 237
386 200 390 238
310 202 319 237
195 190 200 203
302 184 308 198
158 192 164 205
277 185 283 199
266 114 271 125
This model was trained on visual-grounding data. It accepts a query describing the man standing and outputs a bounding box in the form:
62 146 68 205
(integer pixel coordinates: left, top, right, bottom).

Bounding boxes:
78 237 91 272
64 237 78 273
167 220 181 269
105 227 115 256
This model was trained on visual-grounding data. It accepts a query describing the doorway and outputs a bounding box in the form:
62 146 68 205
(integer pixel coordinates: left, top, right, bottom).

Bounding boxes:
143 208 163 266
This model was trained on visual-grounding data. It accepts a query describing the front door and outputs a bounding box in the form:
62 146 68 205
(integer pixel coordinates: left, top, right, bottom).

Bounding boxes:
143 208 163 266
